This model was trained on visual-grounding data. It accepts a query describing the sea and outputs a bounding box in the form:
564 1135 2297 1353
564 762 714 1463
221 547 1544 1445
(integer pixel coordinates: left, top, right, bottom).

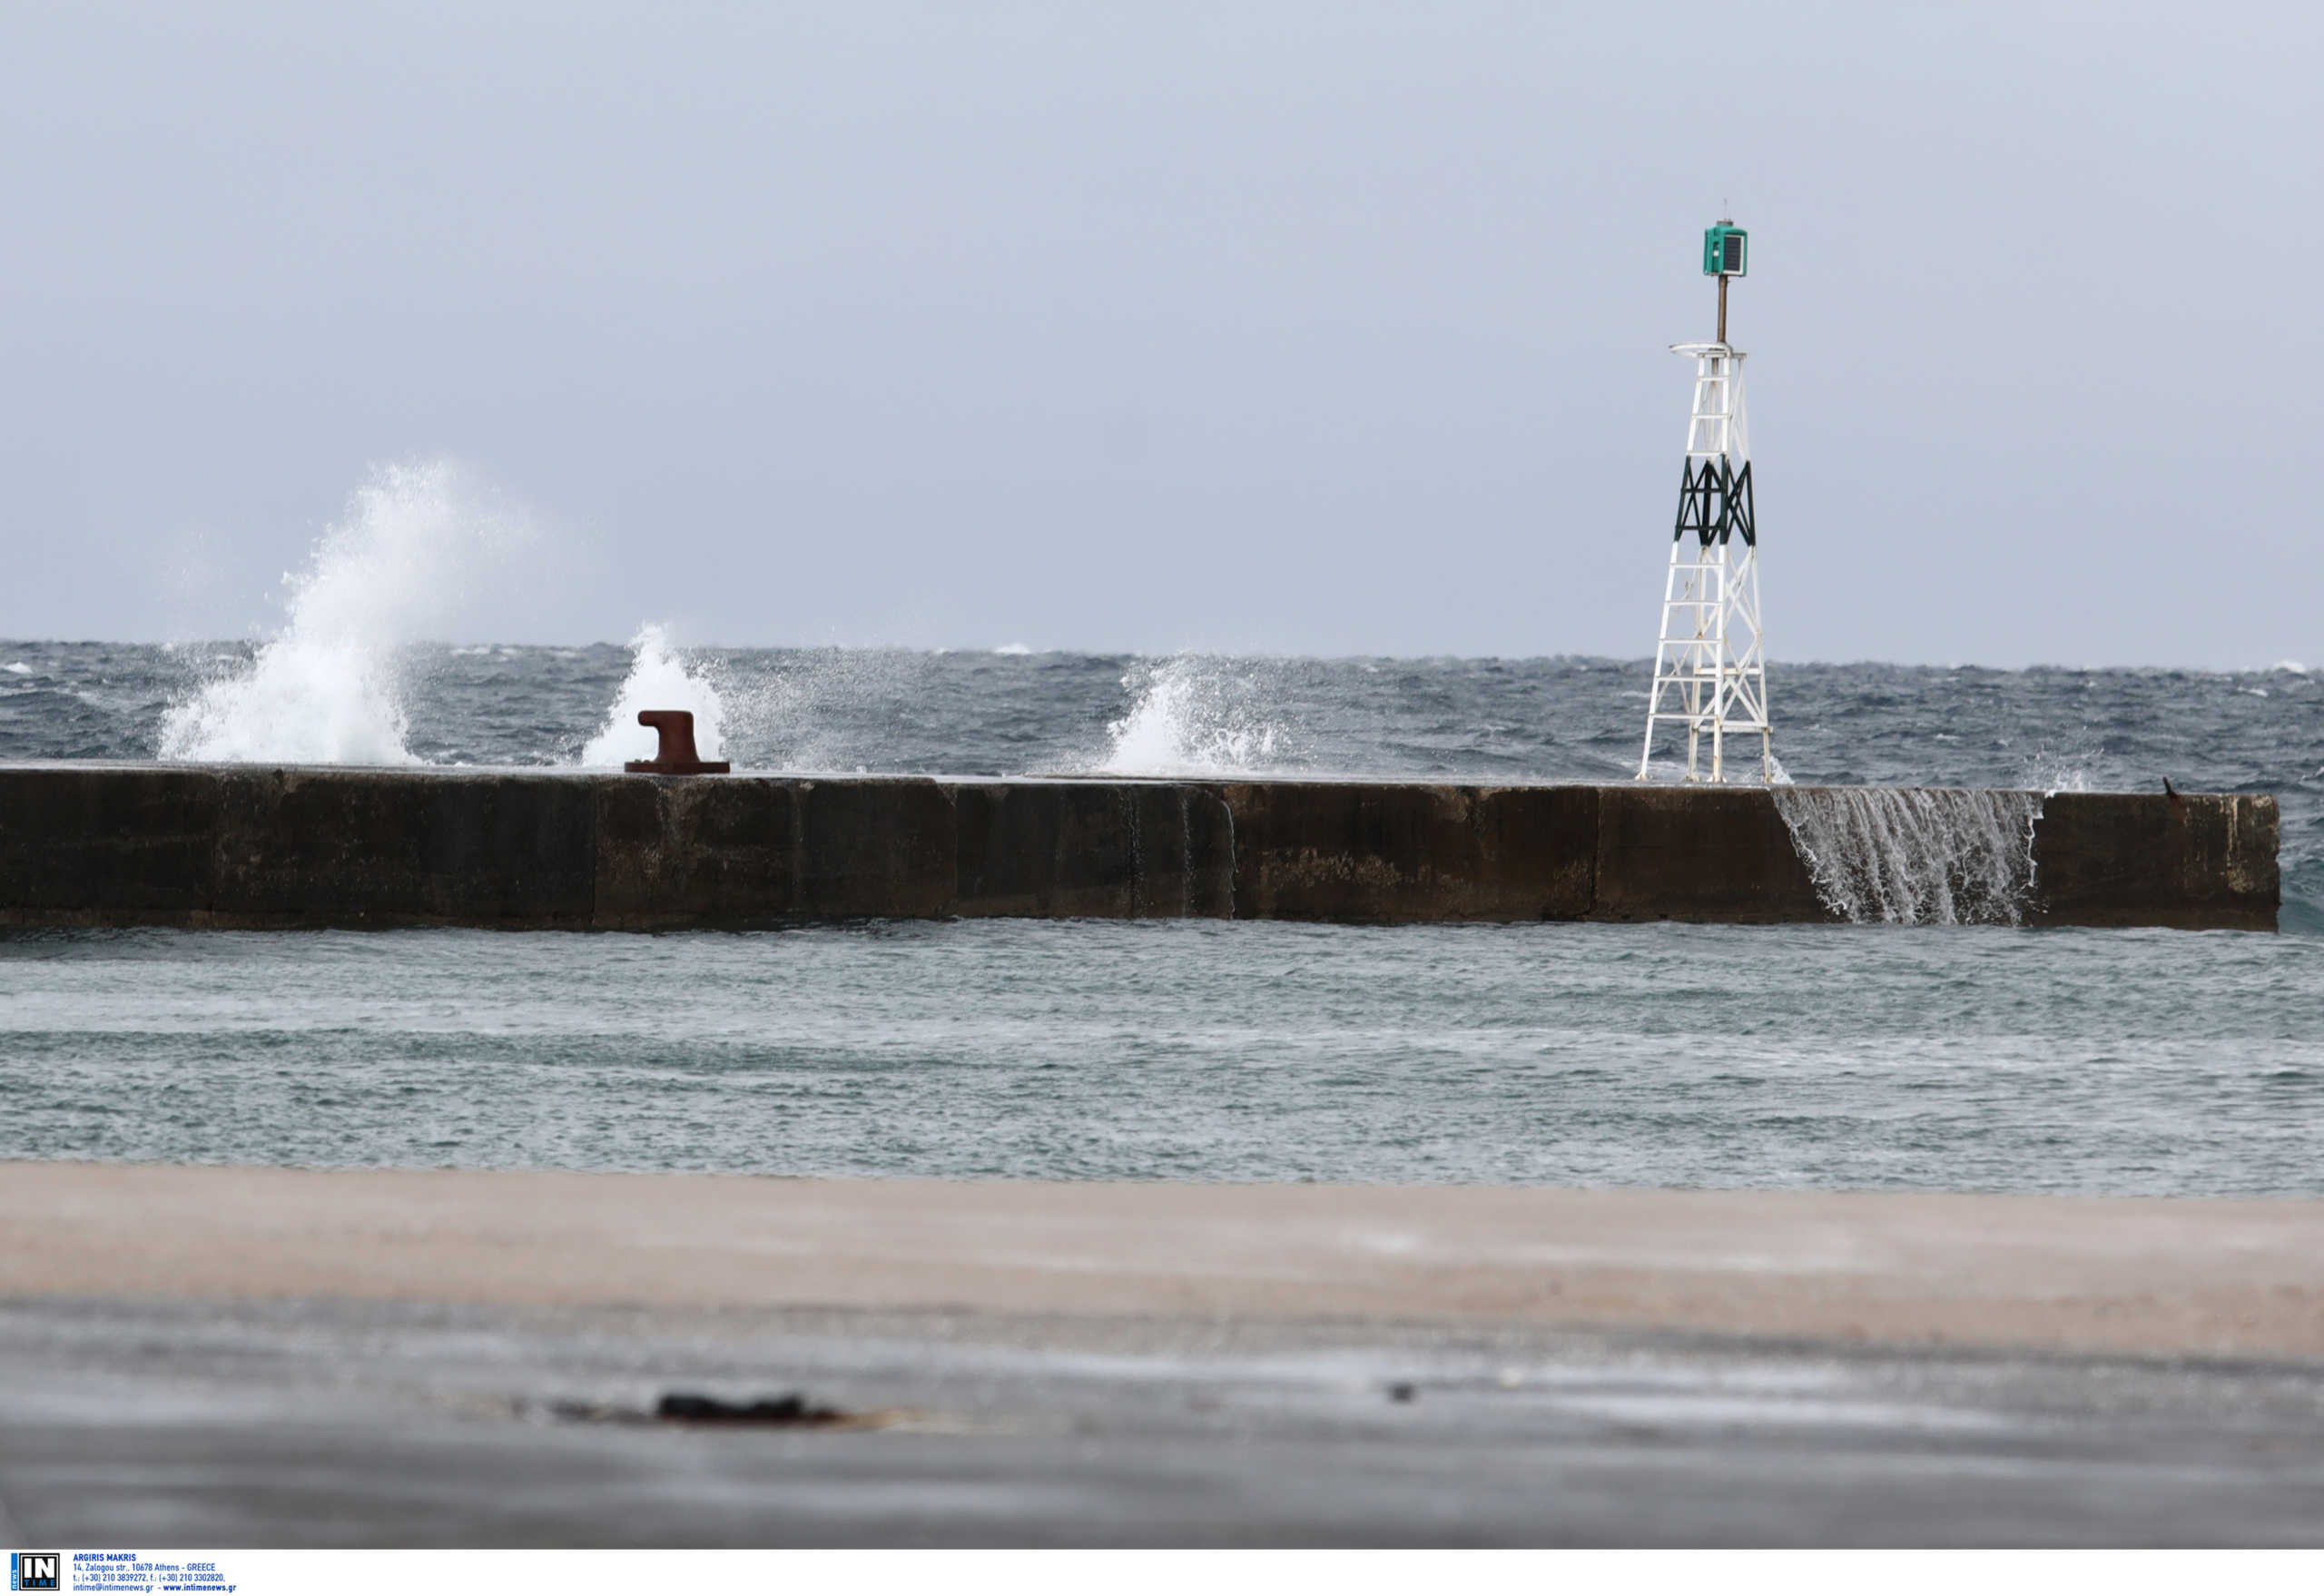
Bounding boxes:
2 628 2319 1197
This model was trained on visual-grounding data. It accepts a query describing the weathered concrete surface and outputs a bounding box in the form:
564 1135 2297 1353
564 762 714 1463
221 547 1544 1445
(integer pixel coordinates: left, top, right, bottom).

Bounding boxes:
955 782 1235 920
590 778 1236 925
0 764 2280 930
0 765 602 928
222 768 598 927
0 764 227 919
1594 784 1826 924
593 773 799 927
1195 779 2275 928
2033 791 2280 931
0 766 1235 930
1205 782 1597 921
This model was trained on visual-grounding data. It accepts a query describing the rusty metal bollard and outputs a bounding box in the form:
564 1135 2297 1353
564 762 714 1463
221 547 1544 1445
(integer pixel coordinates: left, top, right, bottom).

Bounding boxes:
624 710 731 774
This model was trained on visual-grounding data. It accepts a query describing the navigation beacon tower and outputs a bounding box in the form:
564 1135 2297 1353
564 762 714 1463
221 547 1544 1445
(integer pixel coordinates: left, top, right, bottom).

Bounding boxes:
1637 219 1772 783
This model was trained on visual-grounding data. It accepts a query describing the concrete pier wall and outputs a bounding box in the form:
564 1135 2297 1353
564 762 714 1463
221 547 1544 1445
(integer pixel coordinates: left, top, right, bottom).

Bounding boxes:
2031 792 2280 931
0 765 2278 931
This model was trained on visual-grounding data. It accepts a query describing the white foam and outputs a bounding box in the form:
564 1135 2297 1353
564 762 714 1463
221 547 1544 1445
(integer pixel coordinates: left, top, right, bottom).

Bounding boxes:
2021 755 2092 794
577 624 727 767
992 642 1033 655
1098 655 1288 775
1773 786 2043 926
3 662 30 675
158 459 527 764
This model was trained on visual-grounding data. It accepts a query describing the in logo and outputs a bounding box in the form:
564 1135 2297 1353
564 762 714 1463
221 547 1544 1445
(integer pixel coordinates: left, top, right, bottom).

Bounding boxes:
9 1553 59 1592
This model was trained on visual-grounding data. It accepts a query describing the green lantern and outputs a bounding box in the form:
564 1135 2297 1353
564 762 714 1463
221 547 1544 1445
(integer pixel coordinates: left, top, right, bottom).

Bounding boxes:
1702 222 1748 278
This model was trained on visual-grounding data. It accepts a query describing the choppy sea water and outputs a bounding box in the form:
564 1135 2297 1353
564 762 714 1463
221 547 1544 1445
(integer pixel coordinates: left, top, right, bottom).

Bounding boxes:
2 640 2319 1194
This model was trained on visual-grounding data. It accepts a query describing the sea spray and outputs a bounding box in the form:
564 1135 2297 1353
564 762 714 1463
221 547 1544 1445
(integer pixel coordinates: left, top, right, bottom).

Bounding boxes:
159 460 529 764
709 647 885 773
1773 786 2043 926
578 625 728 767
589 645 928 773
1099 655 1292 775
2019 754 2093 794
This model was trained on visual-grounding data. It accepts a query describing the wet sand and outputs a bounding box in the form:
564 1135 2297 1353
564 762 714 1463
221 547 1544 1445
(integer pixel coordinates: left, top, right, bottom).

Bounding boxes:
5 1160 2319 1359
8 1161 2324 1545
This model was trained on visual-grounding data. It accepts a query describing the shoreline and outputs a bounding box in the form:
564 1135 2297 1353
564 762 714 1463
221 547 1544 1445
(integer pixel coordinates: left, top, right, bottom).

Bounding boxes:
6 1160 2319 1362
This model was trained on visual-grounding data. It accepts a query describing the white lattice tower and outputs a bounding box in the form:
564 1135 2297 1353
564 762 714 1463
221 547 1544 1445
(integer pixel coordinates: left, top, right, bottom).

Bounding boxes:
1636 340 1772 783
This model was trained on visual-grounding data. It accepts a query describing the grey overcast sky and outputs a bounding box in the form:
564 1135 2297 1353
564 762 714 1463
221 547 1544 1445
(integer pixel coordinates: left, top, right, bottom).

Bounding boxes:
3 1 2318 664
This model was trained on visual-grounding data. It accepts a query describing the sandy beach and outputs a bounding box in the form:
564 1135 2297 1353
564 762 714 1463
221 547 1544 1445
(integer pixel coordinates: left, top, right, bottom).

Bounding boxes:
6 1160 2320 1359
7 1162 2324 1544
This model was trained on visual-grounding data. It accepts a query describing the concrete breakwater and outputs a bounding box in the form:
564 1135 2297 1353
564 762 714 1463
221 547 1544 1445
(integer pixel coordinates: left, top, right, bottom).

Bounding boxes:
0 764 2278 931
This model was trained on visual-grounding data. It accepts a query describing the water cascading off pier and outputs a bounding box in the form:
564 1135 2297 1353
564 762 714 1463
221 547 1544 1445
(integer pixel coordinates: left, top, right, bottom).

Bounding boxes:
1772 787 2045 926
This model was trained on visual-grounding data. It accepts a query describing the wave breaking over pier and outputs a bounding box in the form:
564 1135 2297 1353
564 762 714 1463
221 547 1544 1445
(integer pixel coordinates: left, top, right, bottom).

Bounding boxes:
1773 786 2043 926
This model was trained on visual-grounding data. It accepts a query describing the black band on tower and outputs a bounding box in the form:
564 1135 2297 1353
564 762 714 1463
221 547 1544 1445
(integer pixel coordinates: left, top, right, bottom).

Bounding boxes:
1670 458 1756 547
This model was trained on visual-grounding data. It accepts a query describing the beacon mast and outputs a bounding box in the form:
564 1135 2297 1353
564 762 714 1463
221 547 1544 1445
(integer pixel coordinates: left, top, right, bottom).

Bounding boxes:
1637 220 1773 783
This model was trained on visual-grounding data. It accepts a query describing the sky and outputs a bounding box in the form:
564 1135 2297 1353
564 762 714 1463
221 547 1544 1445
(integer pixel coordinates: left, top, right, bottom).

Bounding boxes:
2 0 2318 665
